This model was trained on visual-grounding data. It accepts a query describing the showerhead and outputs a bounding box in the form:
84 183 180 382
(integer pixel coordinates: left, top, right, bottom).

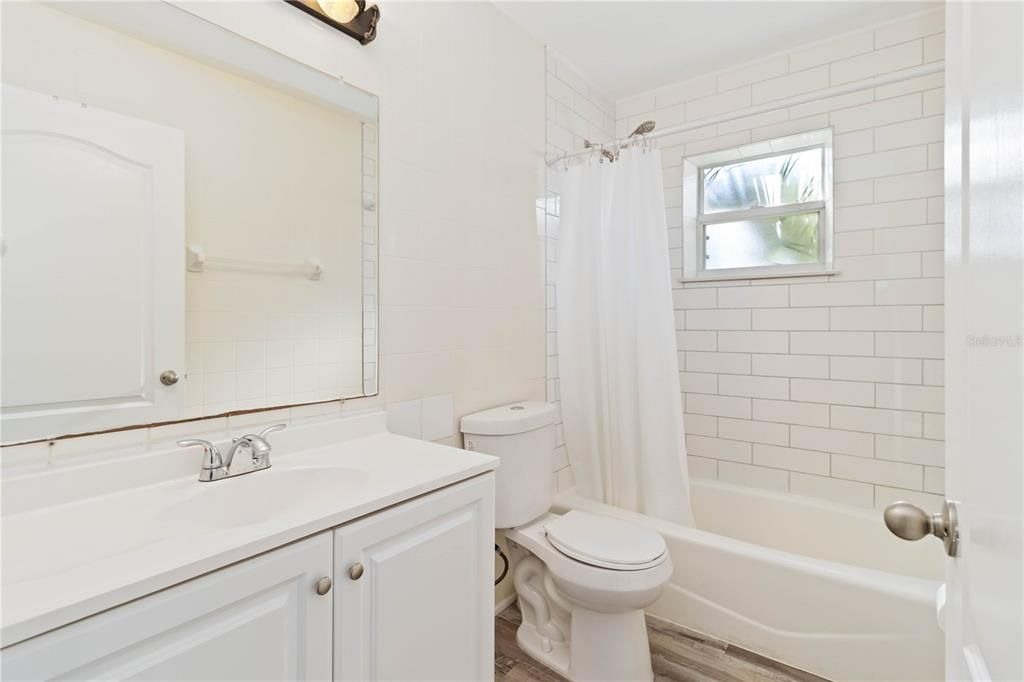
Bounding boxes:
629 120 656 137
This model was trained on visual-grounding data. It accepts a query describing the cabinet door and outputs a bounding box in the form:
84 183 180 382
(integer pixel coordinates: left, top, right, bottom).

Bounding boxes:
2 534 333 681
334 474 495 681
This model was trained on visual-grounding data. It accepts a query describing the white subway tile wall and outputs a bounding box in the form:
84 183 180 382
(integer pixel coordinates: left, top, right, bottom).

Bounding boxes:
361 124 380 397
544 50 618 491
546 9 946 511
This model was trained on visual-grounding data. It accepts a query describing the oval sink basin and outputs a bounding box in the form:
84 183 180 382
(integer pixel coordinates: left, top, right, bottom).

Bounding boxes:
157 465 369 532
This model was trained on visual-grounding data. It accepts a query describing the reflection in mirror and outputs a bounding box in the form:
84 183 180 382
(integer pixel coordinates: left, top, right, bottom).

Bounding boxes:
0 1 378 444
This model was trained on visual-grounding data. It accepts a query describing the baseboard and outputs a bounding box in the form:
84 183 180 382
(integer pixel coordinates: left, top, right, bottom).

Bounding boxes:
494 593 517 616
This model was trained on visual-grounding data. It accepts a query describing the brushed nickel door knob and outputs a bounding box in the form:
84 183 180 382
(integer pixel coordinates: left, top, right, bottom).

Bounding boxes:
315 577 332 595
884 502 933 540
160 370 180 386
348 562 364 580
883 500 960 557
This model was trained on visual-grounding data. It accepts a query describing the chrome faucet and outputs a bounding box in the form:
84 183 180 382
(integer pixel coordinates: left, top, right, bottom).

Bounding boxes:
178 423 286 482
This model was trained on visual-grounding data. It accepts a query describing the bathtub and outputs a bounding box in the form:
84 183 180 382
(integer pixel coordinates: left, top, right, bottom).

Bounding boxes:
552 480 945 682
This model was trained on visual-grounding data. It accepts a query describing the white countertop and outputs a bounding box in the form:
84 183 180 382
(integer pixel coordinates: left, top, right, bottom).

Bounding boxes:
1 413 497 647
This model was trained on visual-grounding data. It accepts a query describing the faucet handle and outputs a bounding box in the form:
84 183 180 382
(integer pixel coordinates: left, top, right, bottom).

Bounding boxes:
177 439 226 479
258 423 287 440
240 424 284 469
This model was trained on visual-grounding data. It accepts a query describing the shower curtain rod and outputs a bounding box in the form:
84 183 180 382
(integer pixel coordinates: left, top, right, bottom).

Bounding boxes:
548 62 943 168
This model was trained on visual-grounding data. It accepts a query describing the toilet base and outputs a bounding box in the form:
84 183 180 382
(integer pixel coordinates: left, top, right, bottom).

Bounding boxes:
508 540 656 681
515 618 571 678
504 513 672 682
514 602 654 682
567 606 653 681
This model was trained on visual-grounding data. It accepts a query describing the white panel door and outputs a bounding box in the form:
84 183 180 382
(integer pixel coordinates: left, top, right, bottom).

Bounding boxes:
0 533 334 681
944 1 1024 680
1 84 185 442
333 475 495 681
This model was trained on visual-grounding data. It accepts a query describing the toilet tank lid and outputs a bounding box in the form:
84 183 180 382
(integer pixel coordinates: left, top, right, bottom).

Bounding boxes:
460 402 557 436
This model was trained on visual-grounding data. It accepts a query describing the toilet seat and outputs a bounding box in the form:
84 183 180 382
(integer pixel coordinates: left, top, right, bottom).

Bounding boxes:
544 510 667 571
507 511 673 636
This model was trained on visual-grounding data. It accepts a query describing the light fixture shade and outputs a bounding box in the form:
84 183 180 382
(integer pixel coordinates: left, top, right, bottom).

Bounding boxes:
317 0 360 23
288 0 379 45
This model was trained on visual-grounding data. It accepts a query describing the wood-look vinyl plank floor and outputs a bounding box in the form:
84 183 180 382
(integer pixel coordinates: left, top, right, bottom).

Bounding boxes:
494 605 830 682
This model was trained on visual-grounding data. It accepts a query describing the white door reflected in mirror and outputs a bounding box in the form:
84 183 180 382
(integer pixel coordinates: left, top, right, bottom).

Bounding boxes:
1 84 185 442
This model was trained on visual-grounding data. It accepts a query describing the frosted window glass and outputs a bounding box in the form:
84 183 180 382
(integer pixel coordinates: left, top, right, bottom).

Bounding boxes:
705 212 820 271
703 148 823 214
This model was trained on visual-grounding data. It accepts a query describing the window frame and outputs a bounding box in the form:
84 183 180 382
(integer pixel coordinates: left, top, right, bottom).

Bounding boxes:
681 128 834 282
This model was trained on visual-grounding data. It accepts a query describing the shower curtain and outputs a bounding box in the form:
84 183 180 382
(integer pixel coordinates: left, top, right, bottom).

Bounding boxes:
556 147 695 526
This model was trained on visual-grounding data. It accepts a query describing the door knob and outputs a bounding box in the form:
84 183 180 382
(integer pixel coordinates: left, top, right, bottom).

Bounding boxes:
160 370 180 386
883 500 959 557
348 562 364 580
315 577 332 595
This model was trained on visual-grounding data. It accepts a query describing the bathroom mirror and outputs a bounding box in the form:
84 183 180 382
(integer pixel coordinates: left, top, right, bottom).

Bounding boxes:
0 1 379 444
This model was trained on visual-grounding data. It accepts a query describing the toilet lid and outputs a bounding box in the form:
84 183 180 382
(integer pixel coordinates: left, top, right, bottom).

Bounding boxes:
544 510 667 571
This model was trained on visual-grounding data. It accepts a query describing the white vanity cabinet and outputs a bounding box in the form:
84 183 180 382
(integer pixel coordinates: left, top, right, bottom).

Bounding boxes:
1 533 334 681
1 474 495 682
334 475 495 681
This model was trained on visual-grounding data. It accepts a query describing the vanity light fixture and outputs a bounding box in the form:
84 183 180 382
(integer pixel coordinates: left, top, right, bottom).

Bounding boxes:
319 0 360 23
286 0 380 45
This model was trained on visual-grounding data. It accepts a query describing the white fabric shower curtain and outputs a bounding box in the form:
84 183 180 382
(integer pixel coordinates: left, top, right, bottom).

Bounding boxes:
557 148 695 526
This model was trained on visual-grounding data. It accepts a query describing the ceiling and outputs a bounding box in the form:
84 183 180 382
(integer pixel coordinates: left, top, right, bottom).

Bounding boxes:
495 1 937 100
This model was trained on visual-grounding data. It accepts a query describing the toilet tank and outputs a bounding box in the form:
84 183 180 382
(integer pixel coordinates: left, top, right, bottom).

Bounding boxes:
460 402 557 529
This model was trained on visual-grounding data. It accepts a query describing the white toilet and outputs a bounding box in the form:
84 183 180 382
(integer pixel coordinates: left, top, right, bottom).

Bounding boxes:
461 402 672 682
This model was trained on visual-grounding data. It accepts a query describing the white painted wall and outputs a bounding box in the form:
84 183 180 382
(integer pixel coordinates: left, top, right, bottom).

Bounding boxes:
613 9 946 512
2 1 547 460
367 2 547 445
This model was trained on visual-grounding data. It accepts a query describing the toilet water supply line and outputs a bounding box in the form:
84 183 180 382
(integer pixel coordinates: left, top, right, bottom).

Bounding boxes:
547 62 944 168
495 545 572 620
495 544 509 585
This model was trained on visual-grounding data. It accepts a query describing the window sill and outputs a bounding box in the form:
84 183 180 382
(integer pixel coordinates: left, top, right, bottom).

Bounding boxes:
680 269 838 284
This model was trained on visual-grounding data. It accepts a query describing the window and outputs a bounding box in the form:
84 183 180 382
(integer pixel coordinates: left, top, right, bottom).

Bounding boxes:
681 129 833 281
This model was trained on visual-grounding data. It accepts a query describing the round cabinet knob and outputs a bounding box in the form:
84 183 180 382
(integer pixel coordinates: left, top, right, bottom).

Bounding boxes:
315 577 333 596
348 562 364 581
160 370 180 386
